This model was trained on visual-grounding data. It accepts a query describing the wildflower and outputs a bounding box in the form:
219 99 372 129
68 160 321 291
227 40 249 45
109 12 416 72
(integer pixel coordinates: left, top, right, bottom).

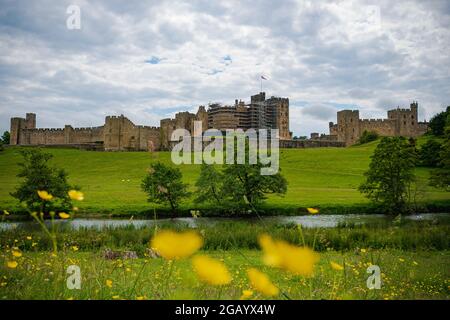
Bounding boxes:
37 190 53 201
68 190 84 201
58 212 70 219
247 268 279 297
112 295 120 299
12 250 22 258
360 248 367 253
150 230 203 260
240 290 253 300
258 234 319 276
192 255 231 286
106 279 113 288
307 207 319 214
26 236 32 240
136 296 145 300
330 261 344 271
7 261 18 269
3 210 9 215
412 261 418 266
71 246 79 252
399 258 405 262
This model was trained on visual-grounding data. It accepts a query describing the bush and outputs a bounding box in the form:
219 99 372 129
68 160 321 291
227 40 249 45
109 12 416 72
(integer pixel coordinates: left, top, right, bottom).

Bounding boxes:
429 106 450 136
358 130 379 144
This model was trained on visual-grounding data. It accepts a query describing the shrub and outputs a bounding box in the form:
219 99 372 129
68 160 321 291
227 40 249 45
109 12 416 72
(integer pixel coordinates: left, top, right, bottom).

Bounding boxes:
358 130 379 144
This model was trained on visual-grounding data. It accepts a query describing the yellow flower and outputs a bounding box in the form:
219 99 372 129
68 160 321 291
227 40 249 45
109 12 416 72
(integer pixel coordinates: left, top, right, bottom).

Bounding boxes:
330 261 344 271
399 258 405 262
26 236 32 240
7 261 18 269
71 246 79 252
307 207 319 214
37 190 53 201
412 261 418 266
112 295 120 299
68 190 84 201
258 234 319 276
106 279 113 288
136 296 145 300
240 290 253 300
150 230 203 260
59 212 70 219
3 210 10 215
192 255 232 286
12 250 22 258
247 268 279 297
360 248 367 253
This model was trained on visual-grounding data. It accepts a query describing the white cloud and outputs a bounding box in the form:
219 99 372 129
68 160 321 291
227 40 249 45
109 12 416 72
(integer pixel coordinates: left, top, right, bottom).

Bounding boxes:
0 0 449 136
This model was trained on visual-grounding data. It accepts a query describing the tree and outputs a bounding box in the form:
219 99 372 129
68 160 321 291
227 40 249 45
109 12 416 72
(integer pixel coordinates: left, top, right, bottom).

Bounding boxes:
429 106 450 136
359 137 417 213
430 113 450 189
418 139 442 167
358 130 379 144
194 163 224 205
11 149 75 214
141 162 190 216
221 162 287 211
1 131 10 145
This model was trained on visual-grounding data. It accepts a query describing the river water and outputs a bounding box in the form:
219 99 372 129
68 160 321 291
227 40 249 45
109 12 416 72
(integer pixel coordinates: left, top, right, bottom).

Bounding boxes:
0 213 448 231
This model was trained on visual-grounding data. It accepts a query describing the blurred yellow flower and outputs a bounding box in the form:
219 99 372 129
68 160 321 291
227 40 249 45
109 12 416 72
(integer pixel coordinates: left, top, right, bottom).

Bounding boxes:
26 236 32 240
399 258 405 262
360 248 367 253
37 190 53 201
3 210 10 215
59 212 70 219
247 268 279 297
12 250 22 258
71 246 79 252
258 234 319 276
307 207 319 214
136 296 145 300
68 190 84 201
192 255 231 286
7 261 18 269
240 290 253 300
106 279 113 288
412 261 418 266
150 230 203 260
112 295 120 299
330 261 344 271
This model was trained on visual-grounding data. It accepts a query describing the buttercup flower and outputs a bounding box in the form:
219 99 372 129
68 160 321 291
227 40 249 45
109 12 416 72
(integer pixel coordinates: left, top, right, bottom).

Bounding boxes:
68 190 84 201
106 279 113 288
150 230 203 260
7 261 18 269
59 212 70 219
307 208 319 214
37 190 53 201
192 255 232 286
240 290 253 300
330 261 344 271
258 234 319 276
247 268 279 297
12 250 22 258
3 210 9 215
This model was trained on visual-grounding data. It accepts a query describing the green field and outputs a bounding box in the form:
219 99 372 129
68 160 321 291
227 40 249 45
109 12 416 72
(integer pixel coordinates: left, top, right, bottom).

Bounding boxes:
0 138 448 215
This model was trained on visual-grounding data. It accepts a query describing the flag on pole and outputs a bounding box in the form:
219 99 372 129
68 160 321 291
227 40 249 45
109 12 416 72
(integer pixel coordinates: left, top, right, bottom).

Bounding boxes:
261 75 268 80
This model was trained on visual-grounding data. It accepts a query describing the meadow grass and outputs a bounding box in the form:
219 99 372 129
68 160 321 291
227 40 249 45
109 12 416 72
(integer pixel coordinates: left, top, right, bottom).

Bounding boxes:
0 137 448 215
0 249 448 300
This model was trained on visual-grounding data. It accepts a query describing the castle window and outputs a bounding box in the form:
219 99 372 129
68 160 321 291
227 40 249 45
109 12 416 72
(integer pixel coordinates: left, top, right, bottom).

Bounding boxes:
411 122 414 126
404 121 406 125
350 118 353 122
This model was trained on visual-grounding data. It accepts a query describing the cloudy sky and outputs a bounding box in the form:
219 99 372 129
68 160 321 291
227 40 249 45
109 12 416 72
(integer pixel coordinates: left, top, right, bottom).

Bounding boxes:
0 0 449 137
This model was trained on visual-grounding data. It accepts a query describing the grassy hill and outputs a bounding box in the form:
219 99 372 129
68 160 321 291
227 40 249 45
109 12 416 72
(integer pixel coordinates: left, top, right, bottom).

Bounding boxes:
0 138 448 215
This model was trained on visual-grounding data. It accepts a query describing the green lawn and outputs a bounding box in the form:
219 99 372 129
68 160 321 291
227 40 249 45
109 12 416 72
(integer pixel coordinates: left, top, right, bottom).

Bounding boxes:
0 138 448 214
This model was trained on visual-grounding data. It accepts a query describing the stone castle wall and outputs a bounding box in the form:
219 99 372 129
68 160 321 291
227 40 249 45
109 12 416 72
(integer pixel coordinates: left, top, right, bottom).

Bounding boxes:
329 102 428 146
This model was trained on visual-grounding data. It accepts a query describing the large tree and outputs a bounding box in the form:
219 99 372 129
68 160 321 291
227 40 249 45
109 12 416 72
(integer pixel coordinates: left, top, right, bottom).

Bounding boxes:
194 163 224 205
141 162 190 216
430 113 450 190
221 162 287 211
359 137 417 213
1 131 10 145
429 106 450 136
11 149 74 214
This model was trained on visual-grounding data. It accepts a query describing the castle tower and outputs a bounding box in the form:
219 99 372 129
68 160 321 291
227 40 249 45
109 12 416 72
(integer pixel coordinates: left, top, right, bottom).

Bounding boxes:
25 113 36 129
337 110 360 146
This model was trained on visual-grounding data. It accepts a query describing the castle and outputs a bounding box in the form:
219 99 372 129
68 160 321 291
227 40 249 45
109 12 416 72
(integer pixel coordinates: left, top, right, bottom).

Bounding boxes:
10 92 291 151
328 102 429 146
